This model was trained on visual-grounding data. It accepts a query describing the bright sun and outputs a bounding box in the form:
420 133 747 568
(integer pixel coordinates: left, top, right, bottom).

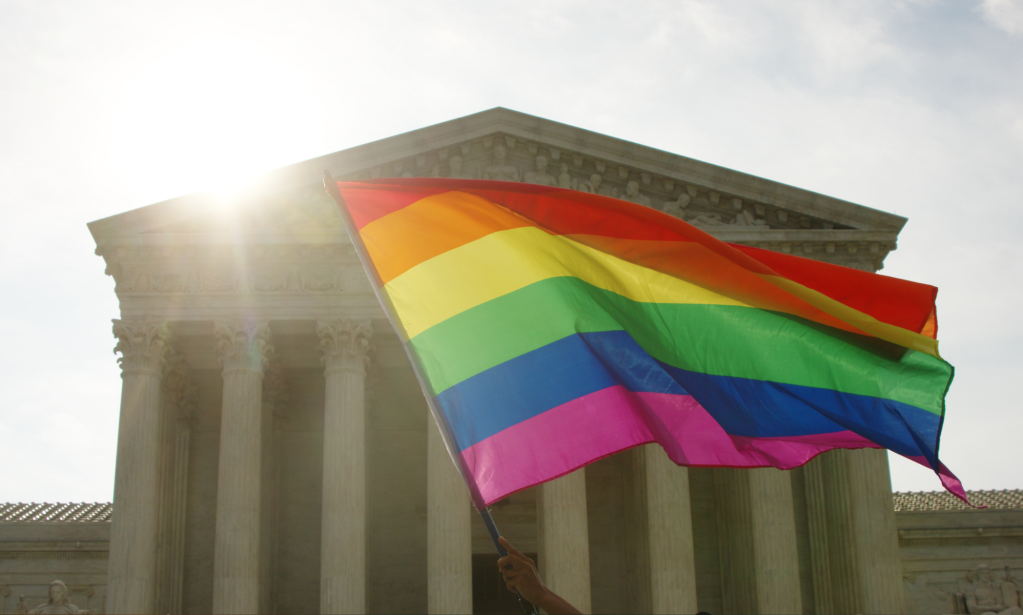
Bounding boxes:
113 37 326 205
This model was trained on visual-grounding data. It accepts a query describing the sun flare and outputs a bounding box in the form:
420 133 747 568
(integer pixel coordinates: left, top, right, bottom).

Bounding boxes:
113 37 326 205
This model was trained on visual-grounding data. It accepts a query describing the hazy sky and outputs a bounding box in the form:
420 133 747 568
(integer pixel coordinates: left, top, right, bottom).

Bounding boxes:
2 0 1021 503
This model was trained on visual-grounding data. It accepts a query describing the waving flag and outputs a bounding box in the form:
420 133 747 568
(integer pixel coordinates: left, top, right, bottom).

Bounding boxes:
327 177 962 508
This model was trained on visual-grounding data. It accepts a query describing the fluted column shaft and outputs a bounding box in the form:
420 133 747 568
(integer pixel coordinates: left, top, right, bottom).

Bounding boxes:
155 352 194 615
847 449 904 613
427 418 472 614
642 446 698 614
539 470 592 614
317 320 372 615
213 321 272 615
166 417 191 614
714 467 802 614
107 320 170 614
749 467 803 614
260 365 287 615
807 449 904 614
804 458 834 614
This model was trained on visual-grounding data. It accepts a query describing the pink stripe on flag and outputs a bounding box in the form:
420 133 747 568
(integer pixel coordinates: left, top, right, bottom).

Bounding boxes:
904 455 971 504
460 385 884 505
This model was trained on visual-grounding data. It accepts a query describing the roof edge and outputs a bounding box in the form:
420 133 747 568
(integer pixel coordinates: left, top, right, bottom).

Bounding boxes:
89 107 906 239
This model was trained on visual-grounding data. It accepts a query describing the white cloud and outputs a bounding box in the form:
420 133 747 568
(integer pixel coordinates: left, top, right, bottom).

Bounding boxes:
980 0 1023 34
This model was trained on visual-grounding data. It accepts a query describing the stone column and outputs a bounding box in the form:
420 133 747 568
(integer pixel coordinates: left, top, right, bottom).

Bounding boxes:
804 457 834 615
270 382 288 615
154 351 195 615
641 446 698 614
847 449 904 614
714 467 802 614
260 364 287 615
806 449 904 614
107 319 171 615
539 470 592 614
212 321 273 615
427 417 472 614
317 319 372 615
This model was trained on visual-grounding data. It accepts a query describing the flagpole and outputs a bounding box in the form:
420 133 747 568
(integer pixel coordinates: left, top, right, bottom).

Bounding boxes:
321 171 484 502
322 172 536 614
480 507 539 615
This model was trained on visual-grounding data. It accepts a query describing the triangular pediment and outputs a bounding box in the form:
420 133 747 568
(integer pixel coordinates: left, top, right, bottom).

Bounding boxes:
90 107 906 276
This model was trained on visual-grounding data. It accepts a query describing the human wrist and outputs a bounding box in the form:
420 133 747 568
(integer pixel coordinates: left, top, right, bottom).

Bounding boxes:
533 587 558 612
537 587 582 615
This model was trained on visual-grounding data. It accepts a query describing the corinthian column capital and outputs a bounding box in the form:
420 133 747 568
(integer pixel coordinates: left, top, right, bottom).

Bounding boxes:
163 350 198 427
113 319 171 375
214 321 273 374
316 319 372 374
263 362 290 424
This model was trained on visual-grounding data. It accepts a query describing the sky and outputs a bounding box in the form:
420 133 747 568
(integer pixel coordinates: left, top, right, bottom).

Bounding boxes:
1 0 1021 503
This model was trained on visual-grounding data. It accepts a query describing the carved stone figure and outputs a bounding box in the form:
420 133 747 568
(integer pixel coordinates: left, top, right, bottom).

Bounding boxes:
557 163 575 190
957 565 1023 615
620 181 651 206
661 190 726 226
731 205 768 228
27 581 84 614
483 143 520 182
581 172 609 194
523 155 557 187
688 212 725 227
446 155 476 180
661 192 691 218
577 173 603 194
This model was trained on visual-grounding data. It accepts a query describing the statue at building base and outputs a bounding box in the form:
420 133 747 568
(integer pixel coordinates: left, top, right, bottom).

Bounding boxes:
15 581 86 614
949 565 1022 615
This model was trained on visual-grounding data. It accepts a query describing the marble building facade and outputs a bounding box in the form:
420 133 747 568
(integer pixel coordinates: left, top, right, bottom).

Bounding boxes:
2 108 1021 614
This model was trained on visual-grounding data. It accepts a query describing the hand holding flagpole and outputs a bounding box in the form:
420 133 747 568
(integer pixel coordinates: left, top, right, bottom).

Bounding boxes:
496 535 582 615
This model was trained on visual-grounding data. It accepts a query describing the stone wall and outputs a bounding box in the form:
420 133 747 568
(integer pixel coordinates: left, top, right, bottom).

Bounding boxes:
898 507 1023 614
0 520 109 614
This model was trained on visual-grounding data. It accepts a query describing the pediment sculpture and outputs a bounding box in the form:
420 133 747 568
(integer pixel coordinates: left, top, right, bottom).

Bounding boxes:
483 143 521 182
341 132 847 233
662 190 725 227
523 155 558 187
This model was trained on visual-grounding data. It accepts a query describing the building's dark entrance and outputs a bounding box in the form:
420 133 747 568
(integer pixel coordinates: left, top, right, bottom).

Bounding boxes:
472 552 540 614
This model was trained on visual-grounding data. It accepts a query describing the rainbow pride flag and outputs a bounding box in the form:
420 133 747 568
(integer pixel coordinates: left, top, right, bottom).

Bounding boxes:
329 177 962 508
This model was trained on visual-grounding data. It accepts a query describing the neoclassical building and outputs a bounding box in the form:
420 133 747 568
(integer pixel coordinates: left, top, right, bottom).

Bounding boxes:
2 109 1021 615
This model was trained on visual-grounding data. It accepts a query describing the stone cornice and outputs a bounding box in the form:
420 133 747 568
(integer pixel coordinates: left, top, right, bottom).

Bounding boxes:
98 243 366 297
110 262 365 295
706 229 898 244
93 231 350 248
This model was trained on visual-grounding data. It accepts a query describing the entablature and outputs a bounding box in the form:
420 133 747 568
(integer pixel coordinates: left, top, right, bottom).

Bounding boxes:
90 107 910 323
